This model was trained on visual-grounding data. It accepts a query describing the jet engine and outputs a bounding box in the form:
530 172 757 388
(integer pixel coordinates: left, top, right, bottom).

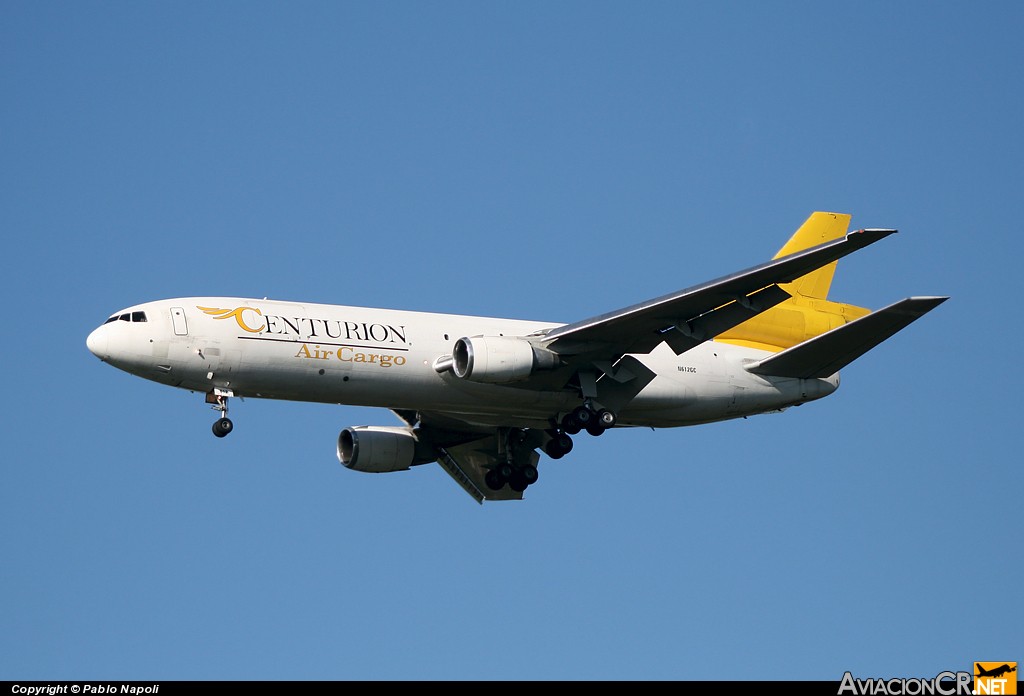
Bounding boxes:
451 336 560 383
337 426 418 473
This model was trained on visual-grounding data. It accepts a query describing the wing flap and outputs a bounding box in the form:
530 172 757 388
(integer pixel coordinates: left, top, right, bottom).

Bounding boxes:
744 296 949 379
437 437 526 503
389 412 523 503
436 446 489 504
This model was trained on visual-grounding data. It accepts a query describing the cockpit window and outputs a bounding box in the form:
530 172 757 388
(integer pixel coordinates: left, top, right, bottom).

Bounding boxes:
102 313 148 323
103 311 147 324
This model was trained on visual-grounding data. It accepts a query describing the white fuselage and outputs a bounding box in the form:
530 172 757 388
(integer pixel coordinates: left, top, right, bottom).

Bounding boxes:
86 297 839 429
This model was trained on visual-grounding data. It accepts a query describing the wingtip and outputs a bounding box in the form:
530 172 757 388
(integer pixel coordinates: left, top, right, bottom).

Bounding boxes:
910 295 951 308
845 227 898 249
886 295 950 317
855 227 898 237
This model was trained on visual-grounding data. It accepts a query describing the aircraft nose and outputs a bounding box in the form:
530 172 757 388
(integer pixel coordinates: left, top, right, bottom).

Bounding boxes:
86 326 108 360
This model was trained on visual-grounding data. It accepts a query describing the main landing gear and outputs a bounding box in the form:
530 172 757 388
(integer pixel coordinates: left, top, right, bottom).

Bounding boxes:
207 389 234 438
544 403 617 459
484 461 539 493
484 429 541 493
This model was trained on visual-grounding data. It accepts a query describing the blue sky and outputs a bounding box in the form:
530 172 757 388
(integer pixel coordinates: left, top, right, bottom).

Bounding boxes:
2 1 1020 681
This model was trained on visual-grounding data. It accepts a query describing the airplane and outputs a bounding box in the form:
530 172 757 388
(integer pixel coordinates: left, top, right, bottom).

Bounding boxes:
85 212 948 503
976 664 1017 679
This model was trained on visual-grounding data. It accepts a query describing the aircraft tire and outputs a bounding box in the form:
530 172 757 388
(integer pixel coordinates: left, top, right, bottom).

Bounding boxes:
571 406 593 425
597 409 616 428
212 418 233 438
509 470 528 492
557 433 574 454
485 468 505 491
546 433 574 459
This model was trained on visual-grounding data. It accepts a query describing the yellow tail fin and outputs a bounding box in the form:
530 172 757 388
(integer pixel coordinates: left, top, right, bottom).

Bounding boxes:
715 212 871 352
773 212 851 300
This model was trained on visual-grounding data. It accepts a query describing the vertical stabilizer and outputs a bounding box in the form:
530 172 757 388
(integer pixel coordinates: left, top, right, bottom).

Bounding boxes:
715 212 870 352
774 212 851 300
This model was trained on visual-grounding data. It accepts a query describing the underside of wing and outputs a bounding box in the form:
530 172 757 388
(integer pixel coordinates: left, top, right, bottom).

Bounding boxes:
393 410 541 504
436 436 524 503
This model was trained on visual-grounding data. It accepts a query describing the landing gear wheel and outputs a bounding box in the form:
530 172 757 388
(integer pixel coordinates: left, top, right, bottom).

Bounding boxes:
596 409 616 429
561 414 582 435
521 464 539 485
557 433 573 455
571 405 593 426
485 468 506 491
586 421 605 437
545 433 574 459
212 417 233 438
509 470 529 492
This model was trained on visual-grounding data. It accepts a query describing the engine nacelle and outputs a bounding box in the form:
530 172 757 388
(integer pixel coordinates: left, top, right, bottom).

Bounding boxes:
337 426 417 473
451 335 560 383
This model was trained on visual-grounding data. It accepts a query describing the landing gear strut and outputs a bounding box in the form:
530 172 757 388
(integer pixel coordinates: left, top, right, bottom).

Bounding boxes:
207 389 234 438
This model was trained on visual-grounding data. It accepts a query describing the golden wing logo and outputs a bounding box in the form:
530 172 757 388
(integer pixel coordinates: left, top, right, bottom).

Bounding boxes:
197 306 264 333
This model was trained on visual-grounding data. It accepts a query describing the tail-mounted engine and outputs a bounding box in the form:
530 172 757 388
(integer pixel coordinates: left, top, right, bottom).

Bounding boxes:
448 335 560 383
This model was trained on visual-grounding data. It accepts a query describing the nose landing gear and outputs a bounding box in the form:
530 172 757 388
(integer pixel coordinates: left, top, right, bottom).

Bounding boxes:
206 389 234 438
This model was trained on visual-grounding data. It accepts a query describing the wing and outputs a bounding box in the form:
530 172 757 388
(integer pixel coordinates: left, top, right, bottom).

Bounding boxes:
540 228 896 361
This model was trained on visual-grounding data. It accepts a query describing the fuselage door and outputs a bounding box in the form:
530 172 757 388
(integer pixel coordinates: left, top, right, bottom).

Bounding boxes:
171 307 188 336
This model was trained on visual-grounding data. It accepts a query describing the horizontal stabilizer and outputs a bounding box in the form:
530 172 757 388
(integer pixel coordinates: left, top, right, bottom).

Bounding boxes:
744 296 949 379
